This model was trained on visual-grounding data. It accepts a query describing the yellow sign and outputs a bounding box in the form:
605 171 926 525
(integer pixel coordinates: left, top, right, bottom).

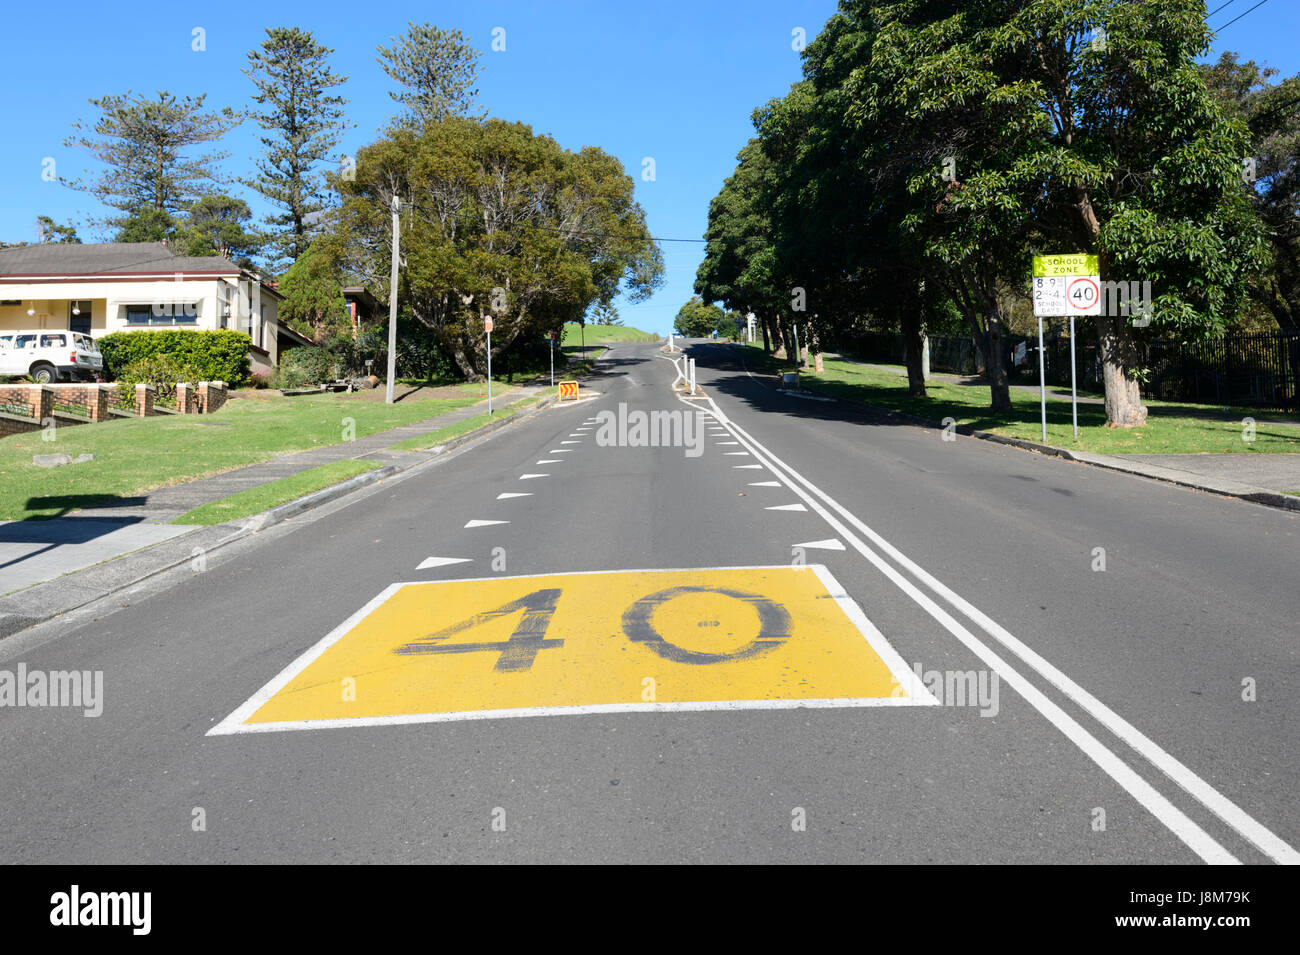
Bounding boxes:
557 380 580 400
1032 253 1100 277
210 566 934 735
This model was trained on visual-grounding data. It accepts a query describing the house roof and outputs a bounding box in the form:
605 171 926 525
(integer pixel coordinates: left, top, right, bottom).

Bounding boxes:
0 242 244 278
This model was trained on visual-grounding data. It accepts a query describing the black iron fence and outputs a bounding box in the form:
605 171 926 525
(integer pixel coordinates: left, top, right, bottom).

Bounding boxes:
827 328 1300 411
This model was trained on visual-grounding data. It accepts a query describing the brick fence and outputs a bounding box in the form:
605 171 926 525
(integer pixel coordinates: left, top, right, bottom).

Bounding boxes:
0 381 230 439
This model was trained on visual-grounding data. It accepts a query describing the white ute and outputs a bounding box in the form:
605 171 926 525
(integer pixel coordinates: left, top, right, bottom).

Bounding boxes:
0 330 104 383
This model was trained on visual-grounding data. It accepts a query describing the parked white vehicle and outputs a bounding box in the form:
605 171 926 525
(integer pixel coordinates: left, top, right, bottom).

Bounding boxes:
0 330 104 383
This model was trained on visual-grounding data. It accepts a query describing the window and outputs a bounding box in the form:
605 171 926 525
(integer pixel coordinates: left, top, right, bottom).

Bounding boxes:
40 334 66 348
15 335 37 349
125 304 198 326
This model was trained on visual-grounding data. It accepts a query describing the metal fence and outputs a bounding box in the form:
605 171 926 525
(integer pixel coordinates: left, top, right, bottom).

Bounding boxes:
828 328 1300 411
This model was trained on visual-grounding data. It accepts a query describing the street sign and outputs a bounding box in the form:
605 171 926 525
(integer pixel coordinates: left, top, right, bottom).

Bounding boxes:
1066 276 1102 315
558 380 580 401
1032 254 1099 277
484 316 494 333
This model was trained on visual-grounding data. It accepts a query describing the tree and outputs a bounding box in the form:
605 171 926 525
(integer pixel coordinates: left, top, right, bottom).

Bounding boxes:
696 140 789 356
377 23 483 127
62 91 243 233
278 242 351 343
1203 52 1300 332
244 27 350 272
175 195 262 262
336 118 663 377
114 208 178 243
674 297 725 337
36 216 81 244
589 302 623 325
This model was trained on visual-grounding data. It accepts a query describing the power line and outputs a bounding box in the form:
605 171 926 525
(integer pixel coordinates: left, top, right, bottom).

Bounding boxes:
1213 0 1269 31
1207 1 1237 18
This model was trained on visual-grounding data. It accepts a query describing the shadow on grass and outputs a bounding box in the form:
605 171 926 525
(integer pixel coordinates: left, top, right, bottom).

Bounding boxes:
21 494 150 520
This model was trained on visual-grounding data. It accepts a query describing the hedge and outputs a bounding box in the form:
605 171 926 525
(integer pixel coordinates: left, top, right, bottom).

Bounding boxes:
98 329 252 386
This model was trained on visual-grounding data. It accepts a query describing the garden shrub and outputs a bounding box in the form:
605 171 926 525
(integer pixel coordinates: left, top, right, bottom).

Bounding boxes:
98 329 252 386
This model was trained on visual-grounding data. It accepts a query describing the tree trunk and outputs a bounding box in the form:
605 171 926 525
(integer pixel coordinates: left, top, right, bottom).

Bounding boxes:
961 294 1011 412
760 315 771 354
1096 313 1148 427
899 285 927 398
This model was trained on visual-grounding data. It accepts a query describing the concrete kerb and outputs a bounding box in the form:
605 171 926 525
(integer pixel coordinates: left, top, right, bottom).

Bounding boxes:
0 394 559 640
743 358 1300 514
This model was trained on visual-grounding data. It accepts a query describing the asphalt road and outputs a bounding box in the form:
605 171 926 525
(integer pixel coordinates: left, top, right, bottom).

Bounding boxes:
0 340 1295 864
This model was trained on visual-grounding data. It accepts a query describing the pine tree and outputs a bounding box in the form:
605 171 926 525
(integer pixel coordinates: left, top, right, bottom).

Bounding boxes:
62 91 243 233
243 27 350 273
377 22 483 127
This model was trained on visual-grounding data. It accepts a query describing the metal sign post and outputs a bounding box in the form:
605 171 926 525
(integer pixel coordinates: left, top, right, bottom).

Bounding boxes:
1037 315 1048 443
549 333 554 387
484 315 494 414
1069 316 1078 439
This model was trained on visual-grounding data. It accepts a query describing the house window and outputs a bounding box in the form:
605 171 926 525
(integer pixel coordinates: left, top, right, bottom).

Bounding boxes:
69 301 91 335
125 304 198 326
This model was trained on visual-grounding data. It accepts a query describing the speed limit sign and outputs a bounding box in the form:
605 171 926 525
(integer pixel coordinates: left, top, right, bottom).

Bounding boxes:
1066 276 1101 315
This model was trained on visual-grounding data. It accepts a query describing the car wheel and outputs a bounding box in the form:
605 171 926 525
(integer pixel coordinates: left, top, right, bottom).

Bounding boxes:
30 363 55 384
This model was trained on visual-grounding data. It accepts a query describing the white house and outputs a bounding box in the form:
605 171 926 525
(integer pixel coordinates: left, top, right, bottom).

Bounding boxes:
0 242 312 375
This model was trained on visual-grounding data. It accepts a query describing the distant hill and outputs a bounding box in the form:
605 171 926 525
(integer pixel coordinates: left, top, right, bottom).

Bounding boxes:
561 322 659 345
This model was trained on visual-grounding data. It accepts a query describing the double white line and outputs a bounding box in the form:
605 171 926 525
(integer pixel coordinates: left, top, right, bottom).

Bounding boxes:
686 390 1299 866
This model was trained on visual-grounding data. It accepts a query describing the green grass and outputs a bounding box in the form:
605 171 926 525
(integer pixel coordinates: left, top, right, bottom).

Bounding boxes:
390 387 559 452
0 391 483 521
175 459 380 525
743 344 1300 455
562 322 658 345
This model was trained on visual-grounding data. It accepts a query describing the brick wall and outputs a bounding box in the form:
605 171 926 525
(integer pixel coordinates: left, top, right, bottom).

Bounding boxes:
198 381 228 414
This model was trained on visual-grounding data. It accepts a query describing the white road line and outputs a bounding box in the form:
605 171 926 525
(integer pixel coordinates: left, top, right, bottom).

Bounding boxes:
549 449 573 453
723 452 751 456
464 519 508 528
497 493 532 499
561 440 581 445
690 391 1299 866
766 503 809 512
416 556 473 569
519 474 549 480
795 539 846 551
537 459 563 464
749 481 782 487
733 464 763 470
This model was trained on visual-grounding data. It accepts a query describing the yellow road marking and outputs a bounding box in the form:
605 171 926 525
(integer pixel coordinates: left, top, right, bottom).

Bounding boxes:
211 565 933 735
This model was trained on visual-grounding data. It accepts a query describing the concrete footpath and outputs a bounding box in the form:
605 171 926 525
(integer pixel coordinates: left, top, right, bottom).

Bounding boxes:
0 384 545 615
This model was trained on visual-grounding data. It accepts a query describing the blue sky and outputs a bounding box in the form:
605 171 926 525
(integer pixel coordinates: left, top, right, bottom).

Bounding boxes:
1 0 1295 335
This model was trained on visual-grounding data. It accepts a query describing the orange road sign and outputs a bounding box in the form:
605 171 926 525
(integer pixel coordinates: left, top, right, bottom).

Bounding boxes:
558 380 580 400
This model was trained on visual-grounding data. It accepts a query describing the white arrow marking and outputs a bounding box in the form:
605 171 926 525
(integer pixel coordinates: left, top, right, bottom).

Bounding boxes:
724 451 751 456
766 503 808 512
519 474 549 480
748 481 781 487
464 519 509 528
497 492 532 499
537 459 563 464
416 556 474 569
793 538 846 551
733 464 764 469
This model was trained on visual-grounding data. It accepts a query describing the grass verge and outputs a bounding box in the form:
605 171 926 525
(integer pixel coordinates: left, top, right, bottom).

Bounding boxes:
175 459 380 525
742 345 1300 455
0 391 481 521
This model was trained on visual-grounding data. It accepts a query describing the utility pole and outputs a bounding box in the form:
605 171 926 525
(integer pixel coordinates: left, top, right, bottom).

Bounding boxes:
385 194 400 404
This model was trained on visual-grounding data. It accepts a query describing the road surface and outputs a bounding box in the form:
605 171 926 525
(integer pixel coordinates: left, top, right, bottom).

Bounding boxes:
0 340 1295 864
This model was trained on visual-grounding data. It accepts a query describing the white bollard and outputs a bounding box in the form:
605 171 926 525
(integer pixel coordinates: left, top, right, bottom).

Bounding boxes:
689 358 696 394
